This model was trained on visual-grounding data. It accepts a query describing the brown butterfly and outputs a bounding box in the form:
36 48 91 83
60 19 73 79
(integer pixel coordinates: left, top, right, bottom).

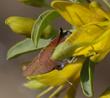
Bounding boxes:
23 28 71 77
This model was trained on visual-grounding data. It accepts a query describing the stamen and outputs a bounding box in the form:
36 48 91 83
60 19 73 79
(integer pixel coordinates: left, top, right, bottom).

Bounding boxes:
66 80 73 86
49 85 64 98
36 86 54 98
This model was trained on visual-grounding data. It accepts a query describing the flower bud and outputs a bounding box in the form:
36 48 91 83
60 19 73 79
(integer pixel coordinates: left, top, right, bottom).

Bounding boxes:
5 16 35 36
24 80 46 90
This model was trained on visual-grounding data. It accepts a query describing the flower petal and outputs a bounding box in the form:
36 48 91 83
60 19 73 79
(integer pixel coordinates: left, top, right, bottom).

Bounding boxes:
28 61 83 87
74 28 110 62
51 1 108 27
90 29 110 62
24 80 47 90
51 23 105 60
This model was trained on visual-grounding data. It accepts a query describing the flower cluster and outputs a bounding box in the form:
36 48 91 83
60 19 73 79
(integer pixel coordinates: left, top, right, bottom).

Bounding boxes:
5 0 110 98
25 1 110 98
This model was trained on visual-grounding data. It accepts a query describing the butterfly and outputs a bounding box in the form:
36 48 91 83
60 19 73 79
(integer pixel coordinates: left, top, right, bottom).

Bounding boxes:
23 28 71 77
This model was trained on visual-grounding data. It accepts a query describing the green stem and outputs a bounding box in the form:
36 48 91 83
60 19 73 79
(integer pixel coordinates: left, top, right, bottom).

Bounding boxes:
103 0 110 9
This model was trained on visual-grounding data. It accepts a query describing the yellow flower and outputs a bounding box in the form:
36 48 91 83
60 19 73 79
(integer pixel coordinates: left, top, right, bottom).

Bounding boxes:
26 59 84 98
28 60 83 86
51 1 110 62
74 26 110 62
51 0 110 27
51 21 109 61
24 1 110 98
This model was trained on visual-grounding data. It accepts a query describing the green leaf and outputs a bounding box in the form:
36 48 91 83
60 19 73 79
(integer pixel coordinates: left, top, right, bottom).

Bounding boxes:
80 57 95 97
7 38 51 60
19 0 47 7
31 10 59 47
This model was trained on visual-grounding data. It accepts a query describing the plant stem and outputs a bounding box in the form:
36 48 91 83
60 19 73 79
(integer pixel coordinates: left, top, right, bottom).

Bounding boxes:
103 0 110 9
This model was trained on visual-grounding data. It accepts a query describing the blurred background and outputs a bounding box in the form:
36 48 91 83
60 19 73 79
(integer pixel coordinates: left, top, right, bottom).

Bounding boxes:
0 0 110 98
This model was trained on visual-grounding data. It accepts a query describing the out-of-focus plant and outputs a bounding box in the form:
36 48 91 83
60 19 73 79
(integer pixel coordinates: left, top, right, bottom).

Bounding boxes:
19 0 47 7
5 0 110 98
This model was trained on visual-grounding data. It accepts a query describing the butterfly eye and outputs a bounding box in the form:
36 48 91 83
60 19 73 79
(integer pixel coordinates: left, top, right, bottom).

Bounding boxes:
55 63 67 70
55 59 70 70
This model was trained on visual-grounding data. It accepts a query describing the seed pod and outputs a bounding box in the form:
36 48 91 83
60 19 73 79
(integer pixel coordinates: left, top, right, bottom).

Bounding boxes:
5 16 35 36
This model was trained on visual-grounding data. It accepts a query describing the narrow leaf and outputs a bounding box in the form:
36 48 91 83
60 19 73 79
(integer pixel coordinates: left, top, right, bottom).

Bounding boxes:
80 57 95 97
7 38 51 60
31 10 59 47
